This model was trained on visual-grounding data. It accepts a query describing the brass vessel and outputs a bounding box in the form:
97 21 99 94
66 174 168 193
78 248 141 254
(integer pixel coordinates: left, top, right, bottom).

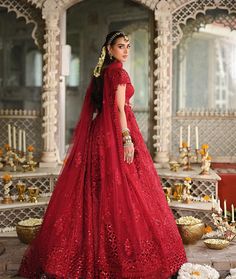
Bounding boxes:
16 182 26 202
28 187 39 203
16 224 41 244
177 222 205 244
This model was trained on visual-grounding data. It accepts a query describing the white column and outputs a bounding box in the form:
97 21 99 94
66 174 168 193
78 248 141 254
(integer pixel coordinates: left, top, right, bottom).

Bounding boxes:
153 1 172 167
40 0 61 167
58 11 67 161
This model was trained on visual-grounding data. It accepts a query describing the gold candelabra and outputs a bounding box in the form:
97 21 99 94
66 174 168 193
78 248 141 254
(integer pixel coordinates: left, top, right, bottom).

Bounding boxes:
179 146 193 171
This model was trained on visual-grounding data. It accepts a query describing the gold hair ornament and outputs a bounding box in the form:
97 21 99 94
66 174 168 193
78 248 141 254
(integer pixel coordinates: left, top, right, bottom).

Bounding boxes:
107 32 128 45
93 46 106 77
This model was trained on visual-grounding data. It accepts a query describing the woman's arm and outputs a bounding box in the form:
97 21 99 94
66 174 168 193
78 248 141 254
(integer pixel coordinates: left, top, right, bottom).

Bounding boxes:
116 84 134 164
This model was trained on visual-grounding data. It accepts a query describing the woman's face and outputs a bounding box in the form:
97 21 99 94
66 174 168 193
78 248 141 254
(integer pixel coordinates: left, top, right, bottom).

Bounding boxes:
108 36 131 63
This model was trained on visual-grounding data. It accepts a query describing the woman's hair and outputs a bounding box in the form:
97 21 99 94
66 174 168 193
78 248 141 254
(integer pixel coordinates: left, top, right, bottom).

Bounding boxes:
91 31 127 112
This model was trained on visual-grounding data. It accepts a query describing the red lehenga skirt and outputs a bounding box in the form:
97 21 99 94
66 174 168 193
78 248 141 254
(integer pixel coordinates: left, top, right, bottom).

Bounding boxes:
19 65 186 279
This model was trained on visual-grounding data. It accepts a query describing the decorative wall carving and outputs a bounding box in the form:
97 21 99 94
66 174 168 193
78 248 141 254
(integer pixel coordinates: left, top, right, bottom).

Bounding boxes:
153 0 172 165
40 0 61 165
0 0 45 49
171 0 236 47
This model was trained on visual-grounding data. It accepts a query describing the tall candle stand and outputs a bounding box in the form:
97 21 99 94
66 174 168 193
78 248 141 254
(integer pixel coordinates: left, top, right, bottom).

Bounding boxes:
22 146 37 172
15 151 26 171
1 173 13 204
195 148 200 164
4 146 16 172
182 147 193 171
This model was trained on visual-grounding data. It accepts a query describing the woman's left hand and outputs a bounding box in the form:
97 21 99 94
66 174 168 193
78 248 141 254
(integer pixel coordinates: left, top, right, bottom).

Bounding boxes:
124 143 134 164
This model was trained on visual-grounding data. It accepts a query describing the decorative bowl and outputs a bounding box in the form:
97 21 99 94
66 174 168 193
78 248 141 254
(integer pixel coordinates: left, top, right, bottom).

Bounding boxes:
177 222 205 244
16 218 42 244
203 238 229 250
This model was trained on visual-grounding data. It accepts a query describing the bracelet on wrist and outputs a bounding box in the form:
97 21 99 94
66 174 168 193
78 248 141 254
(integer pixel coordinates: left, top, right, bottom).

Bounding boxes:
124 142 133 147
122 128 130 137
122 128 133 146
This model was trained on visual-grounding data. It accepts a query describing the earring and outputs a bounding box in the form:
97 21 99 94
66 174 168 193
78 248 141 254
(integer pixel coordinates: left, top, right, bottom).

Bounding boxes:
109 52 113 60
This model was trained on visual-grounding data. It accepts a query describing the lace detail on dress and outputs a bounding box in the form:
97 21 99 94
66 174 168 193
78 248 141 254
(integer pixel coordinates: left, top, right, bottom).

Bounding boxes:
110 68 130 90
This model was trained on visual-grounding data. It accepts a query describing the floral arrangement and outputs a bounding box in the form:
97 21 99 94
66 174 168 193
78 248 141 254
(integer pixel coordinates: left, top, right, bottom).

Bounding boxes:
27 145 35 152
178 263 219 279
18 218 42 226
212 213 236 241
176 216 202 225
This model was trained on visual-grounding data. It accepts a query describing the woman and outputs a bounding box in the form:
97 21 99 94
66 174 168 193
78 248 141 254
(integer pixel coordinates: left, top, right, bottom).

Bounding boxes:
19 31 186 279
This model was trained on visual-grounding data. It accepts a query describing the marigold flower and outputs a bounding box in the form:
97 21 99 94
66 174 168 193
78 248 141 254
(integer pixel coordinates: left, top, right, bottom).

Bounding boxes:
4 144 10 151
203 195 210 201
185 177 192 181
2 173 12 182
201 143 209 150
199 149 206 156
182 141 188 148
204 225 213 234
27 145 35 152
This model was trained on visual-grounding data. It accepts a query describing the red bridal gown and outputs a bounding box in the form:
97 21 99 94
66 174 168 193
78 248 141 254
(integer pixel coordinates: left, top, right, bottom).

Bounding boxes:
19 60 186 279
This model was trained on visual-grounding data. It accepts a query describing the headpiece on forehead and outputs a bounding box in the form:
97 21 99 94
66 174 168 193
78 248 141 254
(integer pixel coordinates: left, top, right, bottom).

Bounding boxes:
107 31 129 45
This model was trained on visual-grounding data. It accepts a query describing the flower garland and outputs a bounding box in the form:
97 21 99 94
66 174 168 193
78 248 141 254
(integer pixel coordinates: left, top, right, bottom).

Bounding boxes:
178 263 219 279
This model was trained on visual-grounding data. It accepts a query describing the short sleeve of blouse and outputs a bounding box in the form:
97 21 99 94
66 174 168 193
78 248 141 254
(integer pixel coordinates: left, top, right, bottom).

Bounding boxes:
111 68 130 91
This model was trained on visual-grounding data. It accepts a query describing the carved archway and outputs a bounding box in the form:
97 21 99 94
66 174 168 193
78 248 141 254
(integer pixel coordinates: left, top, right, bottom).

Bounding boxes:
0 0 45 49
33 0 158 166
172 0 236 47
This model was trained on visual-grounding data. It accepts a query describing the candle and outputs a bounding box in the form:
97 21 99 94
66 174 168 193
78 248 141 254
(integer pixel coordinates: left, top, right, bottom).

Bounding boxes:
217 199 221 213
211 194 215 209
179 126 183 148
23 130 26 153
232 204 235 222
195 126 199 149
8 124 12 148
13 126 16 150
187 125 191 147
224 200 227 218
18 129 22 152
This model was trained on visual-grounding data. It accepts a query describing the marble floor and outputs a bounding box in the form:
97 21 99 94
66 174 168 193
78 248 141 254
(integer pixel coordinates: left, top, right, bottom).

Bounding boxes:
0 237 235 278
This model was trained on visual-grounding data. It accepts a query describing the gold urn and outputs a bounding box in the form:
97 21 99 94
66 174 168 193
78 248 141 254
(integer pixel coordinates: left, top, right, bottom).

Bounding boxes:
177 222 205 244
16 223 41 244
172 183 183 202
28 186 39 203
16 181 26 202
